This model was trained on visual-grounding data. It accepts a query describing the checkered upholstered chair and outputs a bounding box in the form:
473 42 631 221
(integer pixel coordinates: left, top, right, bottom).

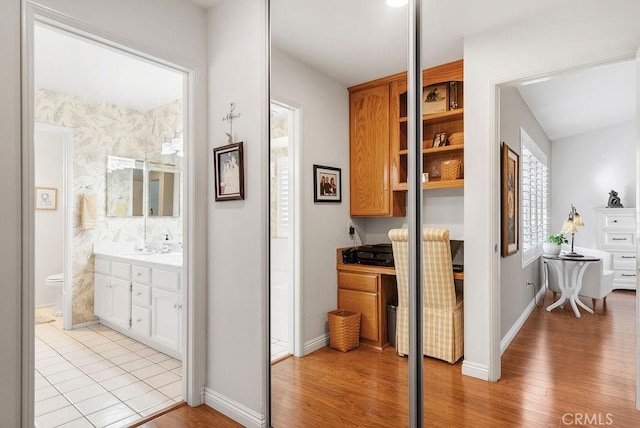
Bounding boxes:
388 228 464 363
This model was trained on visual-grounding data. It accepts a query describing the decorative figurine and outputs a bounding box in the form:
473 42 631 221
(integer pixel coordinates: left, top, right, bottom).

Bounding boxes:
607 190 624 208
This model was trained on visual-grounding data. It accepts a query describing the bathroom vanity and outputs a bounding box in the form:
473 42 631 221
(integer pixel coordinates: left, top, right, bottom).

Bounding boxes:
94 245 182 360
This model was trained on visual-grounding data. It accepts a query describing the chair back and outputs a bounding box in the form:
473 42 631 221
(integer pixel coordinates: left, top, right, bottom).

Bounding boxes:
422 228 457 310
388 228 456 310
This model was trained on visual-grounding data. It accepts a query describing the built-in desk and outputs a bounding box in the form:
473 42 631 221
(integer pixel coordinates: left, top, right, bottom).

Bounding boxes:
336 247 463 350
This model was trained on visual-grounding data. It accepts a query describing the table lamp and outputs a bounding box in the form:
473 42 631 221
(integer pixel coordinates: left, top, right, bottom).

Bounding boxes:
561 204 585 257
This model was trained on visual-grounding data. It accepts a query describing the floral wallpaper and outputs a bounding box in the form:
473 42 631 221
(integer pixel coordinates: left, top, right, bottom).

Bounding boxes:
35 89 183 324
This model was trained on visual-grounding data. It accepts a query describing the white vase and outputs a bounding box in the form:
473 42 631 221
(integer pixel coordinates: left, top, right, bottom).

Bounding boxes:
543 242 561 256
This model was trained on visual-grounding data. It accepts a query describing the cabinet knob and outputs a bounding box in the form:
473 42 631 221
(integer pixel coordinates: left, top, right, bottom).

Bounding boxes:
137 272 142 277
173 303 178 309
177 304 183 310
136 292 142 296
613 220 618 223
137 318 142 323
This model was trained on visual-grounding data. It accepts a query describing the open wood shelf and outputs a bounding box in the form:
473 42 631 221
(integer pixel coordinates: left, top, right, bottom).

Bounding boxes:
395 178 464 191
398 144 464 156
399 108 464 124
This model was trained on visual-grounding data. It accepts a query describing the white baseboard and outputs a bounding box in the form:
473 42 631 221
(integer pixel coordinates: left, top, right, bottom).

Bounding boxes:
500 286 546 355
71 320 99 329
203 387 265 428
461 360 489 381
304 333 329 355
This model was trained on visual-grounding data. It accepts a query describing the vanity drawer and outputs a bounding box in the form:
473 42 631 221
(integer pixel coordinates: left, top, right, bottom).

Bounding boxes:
95 258 110 275
604 233 635 248
338 271 377 293
132 283 151 306
613 253 637 270
152 269 181 292
132 266 151 284
603 213 635 229
131 305 150 337
111 261 131 279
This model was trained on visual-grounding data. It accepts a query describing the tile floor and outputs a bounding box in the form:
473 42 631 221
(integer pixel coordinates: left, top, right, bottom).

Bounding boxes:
270 338 289 362
35 318 182 428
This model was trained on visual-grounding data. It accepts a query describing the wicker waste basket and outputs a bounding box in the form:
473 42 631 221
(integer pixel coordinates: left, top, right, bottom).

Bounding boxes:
440 159 462 180
328 310 361 352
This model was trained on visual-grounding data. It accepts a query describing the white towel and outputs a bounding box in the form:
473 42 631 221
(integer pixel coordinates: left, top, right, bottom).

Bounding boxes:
81 193 97 230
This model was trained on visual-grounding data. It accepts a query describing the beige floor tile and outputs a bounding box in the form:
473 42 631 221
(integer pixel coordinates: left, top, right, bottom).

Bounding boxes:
130 363 165 380
35 405 83 428
35 385 60 402
35 394 71 417
75 391 120 416
144 371 181 389
46 367 85 385
64 383 108 405
119 357 154 373
89 366 126 382
157 380 182 399
125 390 170 413
111 380 153 402
158 358 182 371
140 399 175 417
100 373 139 391
86 402 137 428
55 375 95 394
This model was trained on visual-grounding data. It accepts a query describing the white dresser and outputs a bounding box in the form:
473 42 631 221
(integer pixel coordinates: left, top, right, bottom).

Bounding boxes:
595 208 637 290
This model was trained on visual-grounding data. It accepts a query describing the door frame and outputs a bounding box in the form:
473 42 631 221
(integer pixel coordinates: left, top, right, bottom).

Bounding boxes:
491 54 640 408
34 123 74 331
270 99 303 357
21 4 205 426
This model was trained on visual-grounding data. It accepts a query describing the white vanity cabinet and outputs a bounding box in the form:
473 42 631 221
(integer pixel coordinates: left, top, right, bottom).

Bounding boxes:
596 208 637 290
94 254 182 359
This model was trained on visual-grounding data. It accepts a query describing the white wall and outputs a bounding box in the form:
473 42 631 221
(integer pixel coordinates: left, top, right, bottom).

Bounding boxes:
498 86 551 339
34 129 65 308
464 0 640 380
0 0 23 424
206 0 267 425
551 121 637 249
270 47 352 345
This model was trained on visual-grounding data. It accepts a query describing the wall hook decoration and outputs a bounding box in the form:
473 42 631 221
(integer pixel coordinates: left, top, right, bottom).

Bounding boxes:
222 102 241 144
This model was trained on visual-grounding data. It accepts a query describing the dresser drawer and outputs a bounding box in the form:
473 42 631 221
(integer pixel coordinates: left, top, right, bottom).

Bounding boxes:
603 212 636 229
95 258 110 275
111 261 131 279
131 305 150 337
338 271 377 292
132 266 151 284
132 283 151 306
338 288 378 341
613 253 637 270
614 269 637 284
152 268 181 292
604 233 635 248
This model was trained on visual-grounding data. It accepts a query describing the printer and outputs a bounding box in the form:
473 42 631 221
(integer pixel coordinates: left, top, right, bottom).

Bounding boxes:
342 244 394 267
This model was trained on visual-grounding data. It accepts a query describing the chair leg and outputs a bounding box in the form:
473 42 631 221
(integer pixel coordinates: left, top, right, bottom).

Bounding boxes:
552 292 557 302
592 298 597 312
603 296 607 306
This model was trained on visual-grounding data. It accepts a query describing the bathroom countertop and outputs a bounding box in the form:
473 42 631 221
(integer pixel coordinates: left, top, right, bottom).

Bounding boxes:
94 250 183 268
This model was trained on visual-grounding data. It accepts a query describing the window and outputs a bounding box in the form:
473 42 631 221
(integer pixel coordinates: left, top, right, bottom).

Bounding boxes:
276 156 289 237
521 128 548 266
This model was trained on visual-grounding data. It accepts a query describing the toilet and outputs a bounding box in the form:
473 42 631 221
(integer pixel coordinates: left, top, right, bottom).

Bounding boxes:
46 273 64 317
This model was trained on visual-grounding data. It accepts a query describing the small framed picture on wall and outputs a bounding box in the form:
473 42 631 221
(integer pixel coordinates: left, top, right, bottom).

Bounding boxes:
213 142 245 201
313 165 342 203
35 187 58 211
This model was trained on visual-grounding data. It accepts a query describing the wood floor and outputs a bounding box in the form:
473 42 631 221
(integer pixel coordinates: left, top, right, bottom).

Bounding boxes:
141 290 639 427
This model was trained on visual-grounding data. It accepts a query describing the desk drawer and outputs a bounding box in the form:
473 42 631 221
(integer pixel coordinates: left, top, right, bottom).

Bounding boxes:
613 253 637 270
338 272 377 292
338 288 378 342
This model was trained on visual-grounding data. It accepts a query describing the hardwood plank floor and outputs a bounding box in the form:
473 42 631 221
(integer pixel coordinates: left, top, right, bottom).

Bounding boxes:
137 290 638 427
271 290 640 427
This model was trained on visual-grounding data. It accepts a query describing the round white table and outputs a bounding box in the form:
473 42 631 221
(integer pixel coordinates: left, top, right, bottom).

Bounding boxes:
543 254 600 318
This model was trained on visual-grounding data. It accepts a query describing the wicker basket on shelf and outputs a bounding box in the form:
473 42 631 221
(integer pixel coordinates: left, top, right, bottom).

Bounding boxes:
328 310 361 352
440 159 462 180
448 132 464 146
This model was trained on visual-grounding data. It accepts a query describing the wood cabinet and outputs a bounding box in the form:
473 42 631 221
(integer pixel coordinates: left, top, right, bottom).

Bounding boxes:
596 208 637 290
392 60 464 190
349 82 406 217
94 254 183 359
336 249 397 349
348 60 464 214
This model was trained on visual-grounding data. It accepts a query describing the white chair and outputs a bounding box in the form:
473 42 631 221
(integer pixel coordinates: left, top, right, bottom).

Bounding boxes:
546 245 614 311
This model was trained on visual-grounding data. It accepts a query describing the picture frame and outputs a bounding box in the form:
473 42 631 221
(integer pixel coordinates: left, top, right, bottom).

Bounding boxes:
35 187 58 210
213 141 245 201
313 165 342 203
433 131 447 148
423 83 449 114
501 143 519 257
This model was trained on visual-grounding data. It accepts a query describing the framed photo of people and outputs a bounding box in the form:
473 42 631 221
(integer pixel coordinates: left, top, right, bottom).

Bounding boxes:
213 142 245 201
313 164 341 203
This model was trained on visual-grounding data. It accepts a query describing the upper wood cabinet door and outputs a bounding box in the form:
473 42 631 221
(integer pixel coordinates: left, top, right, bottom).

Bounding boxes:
349 84 391 216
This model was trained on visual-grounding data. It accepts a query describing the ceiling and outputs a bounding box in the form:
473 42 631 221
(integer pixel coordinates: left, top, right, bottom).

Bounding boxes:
516 60 636 141
35 25 183 112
